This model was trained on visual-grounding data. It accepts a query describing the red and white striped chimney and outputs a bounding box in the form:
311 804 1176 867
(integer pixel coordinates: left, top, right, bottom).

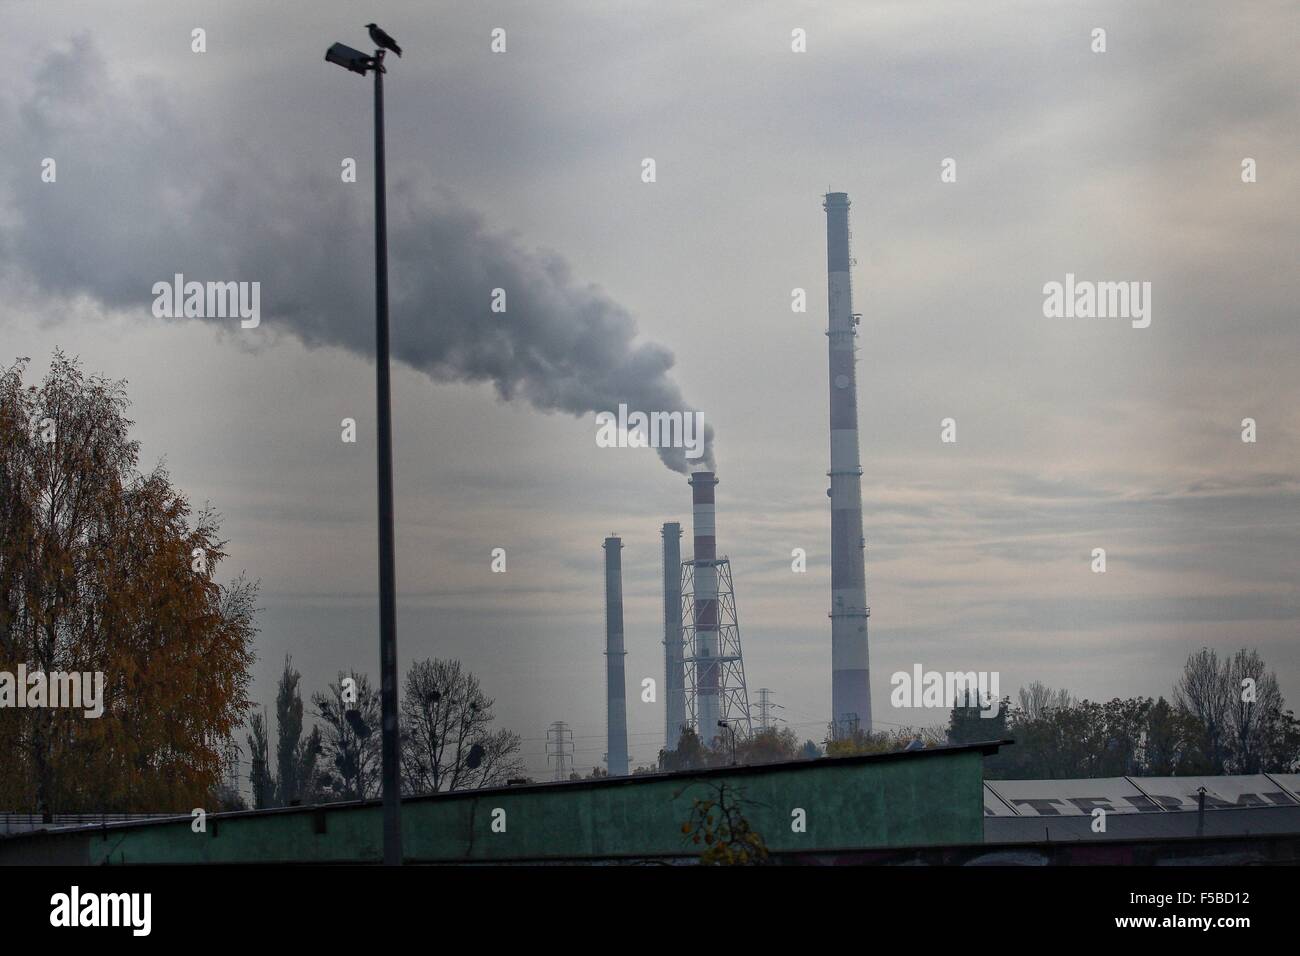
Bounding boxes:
688 471 721 743
824 192 872 737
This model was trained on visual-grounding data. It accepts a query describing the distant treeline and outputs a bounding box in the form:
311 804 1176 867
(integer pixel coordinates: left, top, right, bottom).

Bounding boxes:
947 647 1298 778
655 647 1300 780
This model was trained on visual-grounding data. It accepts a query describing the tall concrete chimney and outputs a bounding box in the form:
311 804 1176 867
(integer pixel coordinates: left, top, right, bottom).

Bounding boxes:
661 522 686 751
823 192 872 736
688 472 721 743
603 535 629 776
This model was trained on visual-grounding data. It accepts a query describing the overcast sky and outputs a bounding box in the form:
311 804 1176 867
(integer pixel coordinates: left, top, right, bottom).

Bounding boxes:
2 0 1297 783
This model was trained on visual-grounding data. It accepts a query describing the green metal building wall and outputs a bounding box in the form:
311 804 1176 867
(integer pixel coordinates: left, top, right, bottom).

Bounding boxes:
2 743 999 864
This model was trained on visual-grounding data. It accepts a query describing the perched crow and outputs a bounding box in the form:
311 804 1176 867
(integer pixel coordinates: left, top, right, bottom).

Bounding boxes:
365 23 402 57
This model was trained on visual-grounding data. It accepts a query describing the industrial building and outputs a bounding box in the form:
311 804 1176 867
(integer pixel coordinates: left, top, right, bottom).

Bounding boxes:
1 741 999 864
984 773 1300 844
6 746 1300 864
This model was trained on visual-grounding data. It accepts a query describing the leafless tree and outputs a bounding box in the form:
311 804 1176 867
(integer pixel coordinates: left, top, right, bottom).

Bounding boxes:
1018 681 1073 722
399 658 523 794
246 710 273 809
1174 648 1236 772
1225 648 1284 773
312 671 382 801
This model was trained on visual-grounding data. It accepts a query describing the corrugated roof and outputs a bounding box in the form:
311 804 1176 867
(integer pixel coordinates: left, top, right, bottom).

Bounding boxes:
984 774 1300 818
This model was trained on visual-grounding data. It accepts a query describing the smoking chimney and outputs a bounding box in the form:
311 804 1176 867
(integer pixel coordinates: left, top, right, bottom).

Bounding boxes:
688 472 721 743
603 536 629 776
661 522 686 751
823 192 873 736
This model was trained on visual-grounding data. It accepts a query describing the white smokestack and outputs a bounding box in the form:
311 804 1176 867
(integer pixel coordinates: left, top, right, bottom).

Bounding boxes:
662 522 686 751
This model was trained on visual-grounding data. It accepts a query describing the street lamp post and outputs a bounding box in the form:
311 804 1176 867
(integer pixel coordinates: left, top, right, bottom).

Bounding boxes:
718 720 737 765
325 37 402 866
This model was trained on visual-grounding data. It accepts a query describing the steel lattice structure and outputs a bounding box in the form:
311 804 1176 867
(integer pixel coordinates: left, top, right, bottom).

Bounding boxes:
546 720 575 781
680 556 753 743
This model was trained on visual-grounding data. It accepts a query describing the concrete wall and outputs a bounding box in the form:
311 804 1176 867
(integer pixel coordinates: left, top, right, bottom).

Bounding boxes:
0 745 992 864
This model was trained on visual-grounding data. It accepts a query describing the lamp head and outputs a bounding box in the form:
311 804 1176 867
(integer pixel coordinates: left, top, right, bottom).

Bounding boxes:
325 42 372 76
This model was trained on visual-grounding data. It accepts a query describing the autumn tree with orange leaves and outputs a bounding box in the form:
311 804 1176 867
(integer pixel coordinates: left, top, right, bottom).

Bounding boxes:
0 352 256 814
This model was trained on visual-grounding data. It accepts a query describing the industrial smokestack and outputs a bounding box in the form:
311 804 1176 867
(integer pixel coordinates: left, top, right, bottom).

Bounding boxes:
603 536 629 776
688 472 721 743
661 522 686 751
823 192 873 736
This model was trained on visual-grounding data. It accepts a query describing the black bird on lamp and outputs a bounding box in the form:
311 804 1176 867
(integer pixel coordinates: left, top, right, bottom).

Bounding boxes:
366 23 402 57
